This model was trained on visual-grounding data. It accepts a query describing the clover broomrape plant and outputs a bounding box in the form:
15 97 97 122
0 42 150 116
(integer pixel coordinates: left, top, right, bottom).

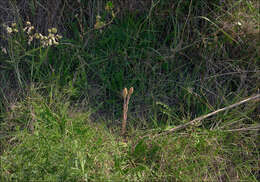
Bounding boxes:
121 87 134 135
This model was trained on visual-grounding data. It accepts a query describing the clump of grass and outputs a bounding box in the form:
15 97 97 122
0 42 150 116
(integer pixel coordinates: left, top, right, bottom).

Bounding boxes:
0 87 120 181
0 87 259 181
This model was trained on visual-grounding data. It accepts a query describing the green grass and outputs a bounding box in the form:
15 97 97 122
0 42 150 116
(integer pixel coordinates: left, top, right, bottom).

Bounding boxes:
0 0 259 181
0 89 259 181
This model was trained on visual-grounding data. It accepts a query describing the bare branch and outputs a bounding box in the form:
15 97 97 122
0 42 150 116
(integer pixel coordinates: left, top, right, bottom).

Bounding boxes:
158 94 260 136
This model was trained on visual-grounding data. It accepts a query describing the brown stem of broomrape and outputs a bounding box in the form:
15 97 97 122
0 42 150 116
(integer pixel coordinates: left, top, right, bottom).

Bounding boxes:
121 98 127 135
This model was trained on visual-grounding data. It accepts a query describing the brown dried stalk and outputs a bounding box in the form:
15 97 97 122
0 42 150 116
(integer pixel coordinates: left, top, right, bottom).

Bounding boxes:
121 87 134 135
157 94 260 137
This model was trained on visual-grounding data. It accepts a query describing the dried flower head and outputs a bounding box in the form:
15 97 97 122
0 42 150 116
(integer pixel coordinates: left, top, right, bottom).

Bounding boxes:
34 33 40 39
28 36 33 45
6 26 13 34
51 28 57 34
129 87 134 95
122 88 128 99
26 21 31 26
1 47 7 54
96 15 101 20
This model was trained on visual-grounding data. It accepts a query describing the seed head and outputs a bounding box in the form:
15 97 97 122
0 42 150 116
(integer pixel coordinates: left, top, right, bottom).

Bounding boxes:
51 28 57 34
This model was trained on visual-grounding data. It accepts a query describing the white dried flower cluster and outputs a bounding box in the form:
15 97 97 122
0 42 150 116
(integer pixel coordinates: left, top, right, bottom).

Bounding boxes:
1 23 18 54
4 23 18 34
23 21 35 35
39 28 62 47
4 21 62 48
23 21 35 45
